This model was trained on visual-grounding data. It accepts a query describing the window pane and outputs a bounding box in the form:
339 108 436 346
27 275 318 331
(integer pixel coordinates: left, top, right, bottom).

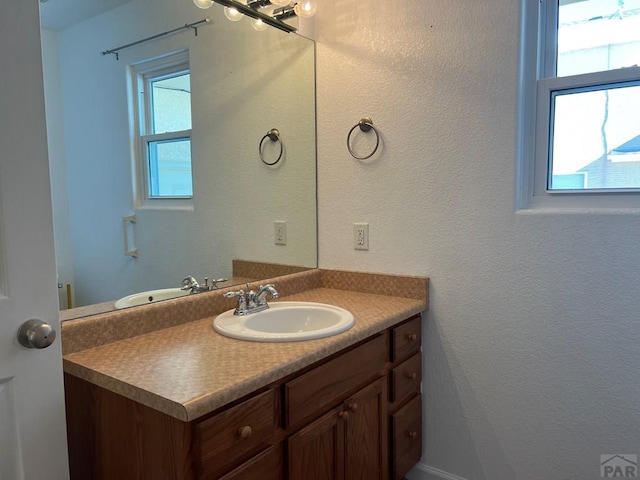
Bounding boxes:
150 73 192 134
557 0 640 77
549 82 640 190
147 138 193 197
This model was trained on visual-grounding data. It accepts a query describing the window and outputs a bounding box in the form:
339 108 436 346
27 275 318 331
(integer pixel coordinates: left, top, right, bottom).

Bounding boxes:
131 51 193 206
520 0 640 209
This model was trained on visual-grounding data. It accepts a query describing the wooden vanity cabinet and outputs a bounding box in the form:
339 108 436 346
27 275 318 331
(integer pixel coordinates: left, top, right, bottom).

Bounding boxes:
195 389 278 479
64 315 423 480
288 405 345 480
218 445 283 480
284 333 387 429
288 378 387 480
64 373 195 480
343 377 388 480
388 316 423 480
391 395 422 480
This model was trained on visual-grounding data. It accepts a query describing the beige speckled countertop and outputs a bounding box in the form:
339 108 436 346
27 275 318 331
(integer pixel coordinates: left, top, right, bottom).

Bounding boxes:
63 270 428 422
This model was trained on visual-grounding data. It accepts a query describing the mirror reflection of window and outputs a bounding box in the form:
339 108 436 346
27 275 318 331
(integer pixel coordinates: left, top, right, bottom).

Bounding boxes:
131 52 194 201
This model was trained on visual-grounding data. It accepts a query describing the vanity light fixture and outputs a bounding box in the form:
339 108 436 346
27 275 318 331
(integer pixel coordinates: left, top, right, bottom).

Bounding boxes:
293 0 317 18
246 0 291 7
251 18 269 31
193 0 317 33
193 0 214 8
224 5 243 21
249 0 317 19
272 5 297 20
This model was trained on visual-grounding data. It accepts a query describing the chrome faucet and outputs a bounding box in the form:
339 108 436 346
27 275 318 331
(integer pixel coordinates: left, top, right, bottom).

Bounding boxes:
181 275 228 294
224 283 279 316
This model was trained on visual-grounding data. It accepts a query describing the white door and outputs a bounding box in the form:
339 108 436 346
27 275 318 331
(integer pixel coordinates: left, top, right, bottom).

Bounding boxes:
0 0 70 479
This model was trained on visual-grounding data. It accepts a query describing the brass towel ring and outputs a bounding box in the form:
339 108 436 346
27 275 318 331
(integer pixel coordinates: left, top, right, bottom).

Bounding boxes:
259 128 283 166
347 117 380 160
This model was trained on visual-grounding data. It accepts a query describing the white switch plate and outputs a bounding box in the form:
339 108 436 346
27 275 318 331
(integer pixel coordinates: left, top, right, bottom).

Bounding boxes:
354 223 369 250
275 221 287 245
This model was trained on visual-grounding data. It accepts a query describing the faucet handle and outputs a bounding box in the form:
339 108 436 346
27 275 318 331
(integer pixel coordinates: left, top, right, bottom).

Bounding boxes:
223 289 245 299
260 284 278 295
207 277 228 290
181 275 199 291
224 289 248 315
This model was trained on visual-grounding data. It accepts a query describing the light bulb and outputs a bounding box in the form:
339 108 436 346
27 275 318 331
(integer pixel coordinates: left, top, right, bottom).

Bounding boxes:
271 0 290 6
251 18 269 30
193 0 213 9
293 0 316 17
224 6 243 21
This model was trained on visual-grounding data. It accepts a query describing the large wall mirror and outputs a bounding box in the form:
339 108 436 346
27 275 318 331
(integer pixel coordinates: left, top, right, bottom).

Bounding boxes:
40 0 317 320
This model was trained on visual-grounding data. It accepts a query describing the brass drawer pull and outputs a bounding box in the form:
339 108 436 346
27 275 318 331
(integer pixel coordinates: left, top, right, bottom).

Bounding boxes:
238 426 253 439
407 431 418 439
407 333 418 341
348 403 358 412
338 411 349 420
406 372 417 381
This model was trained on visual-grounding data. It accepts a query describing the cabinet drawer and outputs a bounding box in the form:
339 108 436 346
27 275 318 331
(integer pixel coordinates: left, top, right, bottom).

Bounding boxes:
391 394 422 480
285 334 387 427
195 389 276 479
391 316 421 362
390 352 421 404
219 444 283 480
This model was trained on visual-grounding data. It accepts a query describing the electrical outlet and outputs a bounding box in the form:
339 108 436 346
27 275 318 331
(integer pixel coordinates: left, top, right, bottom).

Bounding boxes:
354 223 369 250
275 221 287 245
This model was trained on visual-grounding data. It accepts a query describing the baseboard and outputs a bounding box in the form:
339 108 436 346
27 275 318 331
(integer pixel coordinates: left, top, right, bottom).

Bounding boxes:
405 462 469 480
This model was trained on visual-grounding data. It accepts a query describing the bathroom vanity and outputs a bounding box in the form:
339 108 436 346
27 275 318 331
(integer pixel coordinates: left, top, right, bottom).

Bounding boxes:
62 270 427 480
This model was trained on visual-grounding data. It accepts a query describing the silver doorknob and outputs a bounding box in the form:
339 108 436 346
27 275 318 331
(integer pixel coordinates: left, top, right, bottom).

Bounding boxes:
17 319 56 349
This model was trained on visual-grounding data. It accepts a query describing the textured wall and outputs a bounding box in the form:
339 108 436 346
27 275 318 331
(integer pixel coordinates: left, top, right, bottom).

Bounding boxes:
314 1 640 479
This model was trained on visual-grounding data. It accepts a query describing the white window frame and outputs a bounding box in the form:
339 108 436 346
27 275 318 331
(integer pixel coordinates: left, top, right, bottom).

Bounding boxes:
129 50 194 210
518 0 640 211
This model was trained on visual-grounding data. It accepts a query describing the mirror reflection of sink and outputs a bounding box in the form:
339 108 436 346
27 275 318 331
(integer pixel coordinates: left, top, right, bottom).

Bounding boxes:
213 302 355 342
114 288 190 309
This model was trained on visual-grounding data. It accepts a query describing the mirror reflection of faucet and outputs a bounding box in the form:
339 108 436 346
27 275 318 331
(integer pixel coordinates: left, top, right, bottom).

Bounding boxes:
224 283 279 316
181 275 228 294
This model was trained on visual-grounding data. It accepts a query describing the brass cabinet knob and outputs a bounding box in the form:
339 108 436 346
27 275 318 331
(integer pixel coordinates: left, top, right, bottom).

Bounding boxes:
407 333 418 341
406 372 418 380
348 403 358 412
238 426 253 439
407 431 418 439
338 410 349 420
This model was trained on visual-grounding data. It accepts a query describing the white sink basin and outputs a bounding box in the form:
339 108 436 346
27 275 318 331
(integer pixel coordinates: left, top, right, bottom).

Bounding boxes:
114 288 190 309
213 301 355 342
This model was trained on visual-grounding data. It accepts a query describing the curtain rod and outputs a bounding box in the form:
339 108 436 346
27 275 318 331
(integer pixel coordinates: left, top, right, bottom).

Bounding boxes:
101 18 211 60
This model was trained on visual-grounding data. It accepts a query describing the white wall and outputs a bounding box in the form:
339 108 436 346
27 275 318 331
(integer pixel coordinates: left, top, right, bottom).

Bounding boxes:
43 0 316 306
314 1 640 480
41 29 75 308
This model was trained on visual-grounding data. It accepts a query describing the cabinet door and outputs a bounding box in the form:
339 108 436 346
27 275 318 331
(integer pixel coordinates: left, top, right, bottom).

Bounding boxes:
288 406 345 480
344 377 387 480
